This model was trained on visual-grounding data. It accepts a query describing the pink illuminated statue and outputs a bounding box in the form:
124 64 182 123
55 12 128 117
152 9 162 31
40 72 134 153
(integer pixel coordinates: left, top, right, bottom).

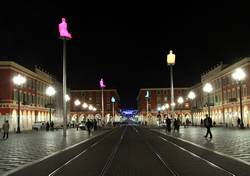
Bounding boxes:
100 78 106 88
58 17 72 39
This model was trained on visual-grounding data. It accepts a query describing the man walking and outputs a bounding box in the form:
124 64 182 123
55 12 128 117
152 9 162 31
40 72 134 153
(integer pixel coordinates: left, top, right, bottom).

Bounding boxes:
204 114 212 139
2 120 10 139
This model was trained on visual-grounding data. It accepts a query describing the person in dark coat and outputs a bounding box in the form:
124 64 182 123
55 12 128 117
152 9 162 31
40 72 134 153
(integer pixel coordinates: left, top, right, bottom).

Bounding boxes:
204 114 213 138
166 116 171 132
2 120 10 139
85 119 92 136
93 119 97 131
46 122 50 131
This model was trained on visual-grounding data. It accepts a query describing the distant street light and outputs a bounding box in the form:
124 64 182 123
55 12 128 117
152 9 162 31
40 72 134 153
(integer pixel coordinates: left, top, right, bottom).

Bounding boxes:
232 68 246 128
65 94 70 102
13 74 26 133
203 83 213 118
167 50 176 113
46 86 56 123
145 90 150 118
188 91 196 125
88 104 93 111
111 97 116 118
74 99 81 123
177 96 184 123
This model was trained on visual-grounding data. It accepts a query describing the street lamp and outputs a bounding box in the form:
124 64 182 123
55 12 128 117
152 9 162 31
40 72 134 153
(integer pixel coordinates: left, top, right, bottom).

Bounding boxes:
145 90 150 118
46 86 56 123
188 91 196 125
203 83 213 118
81 102 88 120
74 99 81 124
65 94 70 102
88 104 93 111
232 68 246 128
13 74 26 133
177 96 184 123
111 97 116 119
167 50 176 113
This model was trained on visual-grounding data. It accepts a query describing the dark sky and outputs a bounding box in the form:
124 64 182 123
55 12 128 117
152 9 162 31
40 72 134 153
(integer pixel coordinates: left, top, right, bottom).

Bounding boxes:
1 2 250 108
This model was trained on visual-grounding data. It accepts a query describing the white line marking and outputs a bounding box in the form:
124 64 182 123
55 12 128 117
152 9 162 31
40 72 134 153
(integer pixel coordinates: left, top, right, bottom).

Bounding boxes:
159 136 236 176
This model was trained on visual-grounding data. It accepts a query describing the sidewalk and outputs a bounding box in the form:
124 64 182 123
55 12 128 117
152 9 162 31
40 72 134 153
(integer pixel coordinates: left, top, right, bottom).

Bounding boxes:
153 126 250 165
0 128 109 175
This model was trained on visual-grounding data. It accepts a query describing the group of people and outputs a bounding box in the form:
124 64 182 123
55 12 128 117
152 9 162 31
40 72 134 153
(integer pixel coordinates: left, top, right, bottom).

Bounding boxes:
165 115 181 132
163 114 213 139
45 121 54 131
75 119 98 136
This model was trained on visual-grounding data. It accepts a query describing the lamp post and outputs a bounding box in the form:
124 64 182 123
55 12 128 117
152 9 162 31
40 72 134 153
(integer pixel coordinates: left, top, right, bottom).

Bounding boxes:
100 78 106 120
13 74 26 133
111 97 116 119
46 86 56 123
58 17 72 137
165 103 170 116
232 68 246 129
188 91 196 125
167 50 176 113
65 94 70 127
145 91 150 118
177 96 184 124
82 102 88 120
74 99 81 124
203 83 213 118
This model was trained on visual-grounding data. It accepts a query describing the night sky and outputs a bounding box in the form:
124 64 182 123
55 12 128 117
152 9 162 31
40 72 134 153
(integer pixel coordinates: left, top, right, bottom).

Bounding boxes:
1 2 250 108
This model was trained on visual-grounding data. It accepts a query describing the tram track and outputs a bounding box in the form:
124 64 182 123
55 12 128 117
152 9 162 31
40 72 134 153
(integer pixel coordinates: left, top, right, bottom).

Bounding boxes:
48 127 122 176
141 128 236 176
133 126 179 176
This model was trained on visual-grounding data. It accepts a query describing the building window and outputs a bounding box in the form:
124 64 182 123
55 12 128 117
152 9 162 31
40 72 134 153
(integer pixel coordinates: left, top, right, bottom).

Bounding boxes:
157 96 161 104
223 91 227 103
13 90 18 102
157 90 161 95
227 90 231 100
215 95 218 103
107 104 111 111
232 89 236 98
243 86 247 97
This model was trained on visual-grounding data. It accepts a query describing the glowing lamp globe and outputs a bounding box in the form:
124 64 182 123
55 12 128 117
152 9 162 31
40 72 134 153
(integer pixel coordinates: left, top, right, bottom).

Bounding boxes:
167 50 176 65
232 68 246 82
203 83 213 93
188 91 196 100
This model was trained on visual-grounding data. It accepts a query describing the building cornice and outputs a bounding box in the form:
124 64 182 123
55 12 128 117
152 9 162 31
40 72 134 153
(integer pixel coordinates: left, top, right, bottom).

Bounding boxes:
0 61 52 83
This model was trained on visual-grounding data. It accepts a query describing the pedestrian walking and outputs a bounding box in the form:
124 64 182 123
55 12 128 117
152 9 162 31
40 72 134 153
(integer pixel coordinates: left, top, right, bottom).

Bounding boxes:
237 117 240 128
204 114 213 139
200 118 203 127
50 121 54 130
2 120 10 139
85 119 92 136
166 116 171 132
176 116 181 132
93 119 97 131
46 122 50 131
173 118 178 132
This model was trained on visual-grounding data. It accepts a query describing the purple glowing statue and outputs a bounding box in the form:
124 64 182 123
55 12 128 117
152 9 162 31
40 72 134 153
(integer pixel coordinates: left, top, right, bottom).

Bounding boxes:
100 78 106 88
58 17 72 39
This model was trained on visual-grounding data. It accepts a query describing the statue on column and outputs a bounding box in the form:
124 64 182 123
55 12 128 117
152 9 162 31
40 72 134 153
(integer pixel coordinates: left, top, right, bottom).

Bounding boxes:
58 17 72 39
100 78 106 88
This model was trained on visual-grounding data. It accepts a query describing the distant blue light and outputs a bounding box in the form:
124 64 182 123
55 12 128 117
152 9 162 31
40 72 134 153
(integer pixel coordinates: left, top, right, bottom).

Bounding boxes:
121 109 138 118
111 97 116 103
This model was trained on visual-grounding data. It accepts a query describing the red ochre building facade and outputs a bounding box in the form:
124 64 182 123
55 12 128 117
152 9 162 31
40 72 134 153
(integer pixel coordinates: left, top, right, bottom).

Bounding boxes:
137 58 250 127
0 61 67 131
70 89 120 123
